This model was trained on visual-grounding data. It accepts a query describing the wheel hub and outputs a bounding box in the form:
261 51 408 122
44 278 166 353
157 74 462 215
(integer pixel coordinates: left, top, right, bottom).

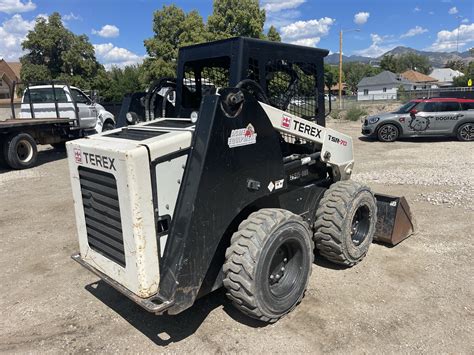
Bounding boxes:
350 205 371 246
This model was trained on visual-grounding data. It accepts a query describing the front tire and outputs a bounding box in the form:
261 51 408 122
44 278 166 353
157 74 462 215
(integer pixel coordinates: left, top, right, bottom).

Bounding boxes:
223 209 313 323
377 123 399 142
457 122 474 141
4 133 38 169
314 181 377 266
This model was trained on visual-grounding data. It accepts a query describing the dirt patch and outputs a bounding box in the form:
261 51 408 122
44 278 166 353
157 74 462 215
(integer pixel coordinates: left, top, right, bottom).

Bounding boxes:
0 121 472 353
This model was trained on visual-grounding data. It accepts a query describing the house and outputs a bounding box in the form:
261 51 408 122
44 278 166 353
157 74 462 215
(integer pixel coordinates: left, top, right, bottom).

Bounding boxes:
0 59 21 99
325 82 349 96
401 70 438 90
357 70 412 101
429 68 464 87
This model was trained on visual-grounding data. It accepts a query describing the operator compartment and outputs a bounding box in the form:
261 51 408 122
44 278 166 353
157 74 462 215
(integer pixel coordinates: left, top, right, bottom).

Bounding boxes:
66 118 194 298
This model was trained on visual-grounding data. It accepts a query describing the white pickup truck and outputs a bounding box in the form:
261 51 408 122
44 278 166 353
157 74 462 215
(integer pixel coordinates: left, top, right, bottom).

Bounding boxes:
21 84 115 133
0 83 115 170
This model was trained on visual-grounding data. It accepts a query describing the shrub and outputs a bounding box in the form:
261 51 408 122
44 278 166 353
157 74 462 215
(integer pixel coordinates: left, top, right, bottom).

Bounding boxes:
345 106 367 121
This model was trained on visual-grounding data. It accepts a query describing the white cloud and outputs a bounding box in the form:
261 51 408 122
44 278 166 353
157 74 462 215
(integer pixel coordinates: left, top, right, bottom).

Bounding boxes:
353 33 397 58
461 18 469 24
93 43 144 69
0 14 36 61
262 0 305 12
414 6 421 12
448 7 458 15
63 12 81 21
0 0 35 14
429 11 434 15
401 26 428 38
92 24 119 38
280 17 334 47
354 12 370 25
427 23 474 51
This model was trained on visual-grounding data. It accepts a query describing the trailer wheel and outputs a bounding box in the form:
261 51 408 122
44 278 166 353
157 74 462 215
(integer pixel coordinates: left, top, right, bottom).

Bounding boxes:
4 133 38 169
223 208 313 323
314 181 377 266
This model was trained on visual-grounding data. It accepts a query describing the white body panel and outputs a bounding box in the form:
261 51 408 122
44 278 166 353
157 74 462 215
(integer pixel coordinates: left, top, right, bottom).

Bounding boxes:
67 120 192 297
259 102 354 180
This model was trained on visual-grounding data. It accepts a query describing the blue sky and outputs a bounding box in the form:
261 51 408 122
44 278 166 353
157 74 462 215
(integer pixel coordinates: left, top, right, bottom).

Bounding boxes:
0 0 473 68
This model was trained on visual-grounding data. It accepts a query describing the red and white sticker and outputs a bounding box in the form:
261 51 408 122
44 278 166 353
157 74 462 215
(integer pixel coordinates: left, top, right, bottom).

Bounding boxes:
74 148 82 164
228 124 257 148
281 114 292 129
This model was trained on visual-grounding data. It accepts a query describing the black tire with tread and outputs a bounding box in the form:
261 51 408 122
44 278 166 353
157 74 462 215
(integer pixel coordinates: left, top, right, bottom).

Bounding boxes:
456 122 474 141
4 133 38 169
314 180 377 266
223 208 313 323
377 123 399 142
102 121 115 132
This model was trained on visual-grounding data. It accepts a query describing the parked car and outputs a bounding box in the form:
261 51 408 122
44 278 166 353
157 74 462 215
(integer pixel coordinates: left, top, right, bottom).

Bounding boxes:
361 98 474 142
21 85 115 133
324 94 336 101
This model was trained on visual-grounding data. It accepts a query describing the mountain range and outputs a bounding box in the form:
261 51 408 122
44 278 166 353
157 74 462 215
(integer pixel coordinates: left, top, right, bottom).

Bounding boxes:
325 46 473 68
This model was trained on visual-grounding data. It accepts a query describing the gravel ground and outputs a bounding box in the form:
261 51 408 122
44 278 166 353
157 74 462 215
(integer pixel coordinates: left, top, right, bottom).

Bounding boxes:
0 121 473 353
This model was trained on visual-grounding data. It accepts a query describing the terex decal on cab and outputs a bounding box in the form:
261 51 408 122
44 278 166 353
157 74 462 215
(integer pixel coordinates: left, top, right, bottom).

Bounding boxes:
74 147 116 171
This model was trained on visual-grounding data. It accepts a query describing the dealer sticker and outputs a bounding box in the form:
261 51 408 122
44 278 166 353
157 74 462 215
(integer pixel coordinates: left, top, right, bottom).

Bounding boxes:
74 148 82 164
228 124 257 148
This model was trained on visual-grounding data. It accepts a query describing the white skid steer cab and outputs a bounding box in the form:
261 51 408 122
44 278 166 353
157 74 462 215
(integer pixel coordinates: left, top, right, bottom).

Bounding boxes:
67 38 415 322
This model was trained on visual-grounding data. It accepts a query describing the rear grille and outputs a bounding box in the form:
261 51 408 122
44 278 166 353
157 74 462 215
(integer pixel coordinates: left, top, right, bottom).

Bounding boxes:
79 167 126 267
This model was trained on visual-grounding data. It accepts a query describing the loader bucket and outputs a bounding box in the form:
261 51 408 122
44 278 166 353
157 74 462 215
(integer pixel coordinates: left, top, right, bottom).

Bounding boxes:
373 194 415 246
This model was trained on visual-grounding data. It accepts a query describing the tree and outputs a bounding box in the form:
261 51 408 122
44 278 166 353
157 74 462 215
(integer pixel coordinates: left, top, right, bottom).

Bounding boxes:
445 59 466 72
380 52 431 74
380 54 398 73
101 65 145 102
343 62 380 93
267 26 281 42
20 12 105 89
453 61 474 87
207 0 266 40
142 1 269 85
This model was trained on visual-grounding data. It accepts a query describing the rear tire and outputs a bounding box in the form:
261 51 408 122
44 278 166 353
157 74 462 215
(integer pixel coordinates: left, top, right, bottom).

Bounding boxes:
456 122 474 141
377 123 399 142
314 180 377 266
223 208 313 323
102 121 115 132
4 133 38 169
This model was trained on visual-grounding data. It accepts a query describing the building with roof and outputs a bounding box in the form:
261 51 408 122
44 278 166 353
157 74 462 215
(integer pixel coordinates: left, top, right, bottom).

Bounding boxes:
401 70 438 90
0 59 21 99
357 70 412 101
429 68 464 87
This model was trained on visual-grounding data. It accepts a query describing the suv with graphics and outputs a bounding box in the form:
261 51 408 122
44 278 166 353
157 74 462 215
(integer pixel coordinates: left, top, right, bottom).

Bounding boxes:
361 98 474 142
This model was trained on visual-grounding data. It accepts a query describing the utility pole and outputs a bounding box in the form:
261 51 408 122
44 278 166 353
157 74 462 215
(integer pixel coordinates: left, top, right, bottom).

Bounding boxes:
338 28 360 109
339 30 343 109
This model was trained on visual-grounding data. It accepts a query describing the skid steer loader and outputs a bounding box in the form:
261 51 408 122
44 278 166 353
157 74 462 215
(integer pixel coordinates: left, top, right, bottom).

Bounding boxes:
67 37 414 323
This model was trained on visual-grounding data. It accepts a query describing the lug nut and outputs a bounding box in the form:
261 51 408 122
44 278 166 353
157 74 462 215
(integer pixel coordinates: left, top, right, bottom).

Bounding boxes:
270 275 274 280
275 274 280 279
281 267 285 271
283 258 287 263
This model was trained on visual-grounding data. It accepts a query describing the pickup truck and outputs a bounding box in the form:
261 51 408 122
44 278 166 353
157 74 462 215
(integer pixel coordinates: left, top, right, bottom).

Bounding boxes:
0 82 115 169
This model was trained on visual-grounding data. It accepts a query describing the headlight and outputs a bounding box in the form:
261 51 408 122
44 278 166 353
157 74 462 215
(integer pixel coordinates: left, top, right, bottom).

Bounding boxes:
368 117 380 124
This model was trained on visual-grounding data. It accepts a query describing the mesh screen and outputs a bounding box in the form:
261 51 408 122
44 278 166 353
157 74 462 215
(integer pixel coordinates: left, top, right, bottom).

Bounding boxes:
248 59 317 120
183 57 230 108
